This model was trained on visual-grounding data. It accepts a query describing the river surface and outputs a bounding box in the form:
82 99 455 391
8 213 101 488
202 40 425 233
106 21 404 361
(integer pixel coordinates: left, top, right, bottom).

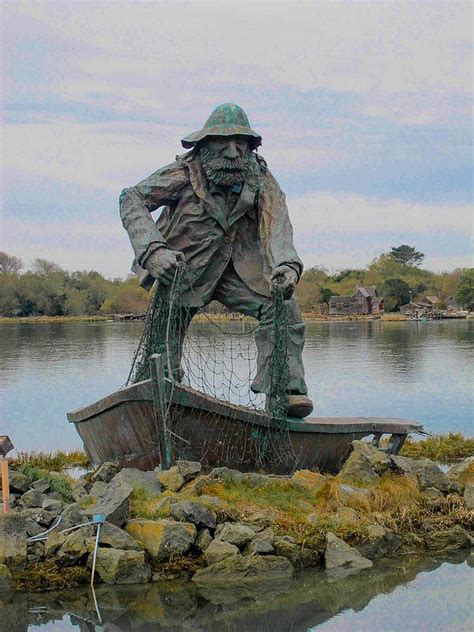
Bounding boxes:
1 552 472 631
1 319 472 452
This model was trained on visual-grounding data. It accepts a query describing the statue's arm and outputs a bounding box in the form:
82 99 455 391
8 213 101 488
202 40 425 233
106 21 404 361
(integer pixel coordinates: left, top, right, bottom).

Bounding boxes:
258 169 303 282
119 161 188 265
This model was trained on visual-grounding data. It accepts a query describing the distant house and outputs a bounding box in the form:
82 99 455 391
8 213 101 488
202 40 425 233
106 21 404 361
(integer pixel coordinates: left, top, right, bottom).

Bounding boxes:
329 286 384 316
400 295 440 319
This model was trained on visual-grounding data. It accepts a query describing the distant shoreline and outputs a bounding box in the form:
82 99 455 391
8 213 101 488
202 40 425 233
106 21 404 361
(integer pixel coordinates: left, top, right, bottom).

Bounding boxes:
0 313 410 324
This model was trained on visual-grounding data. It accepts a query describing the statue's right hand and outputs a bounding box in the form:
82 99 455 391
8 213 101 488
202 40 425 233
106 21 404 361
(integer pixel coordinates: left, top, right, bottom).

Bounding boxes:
143 248 185 285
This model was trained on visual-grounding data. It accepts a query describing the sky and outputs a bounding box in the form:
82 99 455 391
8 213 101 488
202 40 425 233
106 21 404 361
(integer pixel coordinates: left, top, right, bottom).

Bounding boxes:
1 1 473 278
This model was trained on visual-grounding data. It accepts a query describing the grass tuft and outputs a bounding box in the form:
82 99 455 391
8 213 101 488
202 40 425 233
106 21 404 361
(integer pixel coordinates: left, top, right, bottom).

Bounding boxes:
13 562 90 592
400 434 474 464
11 450 91 472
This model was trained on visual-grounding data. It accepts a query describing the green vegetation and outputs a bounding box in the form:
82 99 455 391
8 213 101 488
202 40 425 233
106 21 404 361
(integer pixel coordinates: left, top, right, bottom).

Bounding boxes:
400 434 474 464
1 247 472 317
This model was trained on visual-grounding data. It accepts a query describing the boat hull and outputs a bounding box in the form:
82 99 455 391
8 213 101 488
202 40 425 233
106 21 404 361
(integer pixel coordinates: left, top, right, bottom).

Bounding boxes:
67 380 423 474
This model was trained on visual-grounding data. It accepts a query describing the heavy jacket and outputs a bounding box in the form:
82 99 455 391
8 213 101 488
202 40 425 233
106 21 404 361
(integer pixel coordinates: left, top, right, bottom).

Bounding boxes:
119 150 303 307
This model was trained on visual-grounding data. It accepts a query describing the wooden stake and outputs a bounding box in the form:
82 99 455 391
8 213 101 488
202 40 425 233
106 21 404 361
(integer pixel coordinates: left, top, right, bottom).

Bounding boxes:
1 458 10 513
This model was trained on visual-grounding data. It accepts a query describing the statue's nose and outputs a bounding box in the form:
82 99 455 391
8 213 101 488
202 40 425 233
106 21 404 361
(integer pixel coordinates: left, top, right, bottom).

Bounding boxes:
222 141 239 159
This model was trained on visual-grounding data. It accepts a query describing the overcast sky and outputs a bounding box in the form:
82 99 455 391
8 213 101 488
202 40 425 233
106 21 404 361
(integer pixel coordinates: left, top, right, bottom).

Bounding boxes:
2 1 472 278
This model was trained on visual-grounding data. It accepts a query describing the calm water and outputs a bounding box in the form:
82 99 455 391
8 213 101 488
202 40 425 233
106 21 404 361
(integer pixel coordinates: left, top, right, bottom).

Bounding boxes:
1 552 472 631
1 319 473 452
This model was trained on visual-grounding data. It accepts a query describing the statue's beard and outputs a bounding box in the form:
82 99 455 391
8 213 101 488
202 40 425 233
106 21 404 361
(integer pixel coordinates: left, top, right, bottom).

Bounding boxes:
199 145 258 186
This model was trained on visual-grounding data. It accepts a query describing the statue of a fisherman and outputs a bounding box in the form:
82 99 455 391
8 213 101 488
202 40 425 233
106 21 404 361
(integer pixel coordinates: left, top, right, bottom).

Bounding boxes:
120 103 313 418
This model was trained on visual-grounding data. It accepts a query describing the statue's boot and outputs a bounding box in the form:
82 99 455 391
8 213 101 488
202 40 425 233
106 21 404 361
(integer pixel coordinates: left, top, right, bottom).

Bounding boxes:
287 394 313 418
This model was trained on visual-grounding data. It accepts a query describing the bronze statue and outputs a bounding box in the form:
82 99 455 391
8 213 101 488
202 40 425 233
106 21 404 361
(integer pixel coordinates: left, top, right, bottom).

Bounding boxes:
120 103 313 418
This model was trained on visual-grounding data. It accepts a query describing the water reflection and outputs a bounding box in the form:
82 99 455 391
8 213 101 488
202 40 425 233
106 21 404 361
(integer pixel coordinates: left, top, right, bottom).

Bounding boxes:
1 320 473 451
1 552 471 632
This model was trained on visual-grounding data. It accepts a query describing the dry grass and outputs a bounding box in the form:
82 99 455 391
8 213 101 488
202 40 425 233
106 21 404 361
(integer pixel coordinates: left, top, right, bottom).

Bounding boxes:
400 434 474 464
11 449 91 472
13 562 90 592
0 315 108 324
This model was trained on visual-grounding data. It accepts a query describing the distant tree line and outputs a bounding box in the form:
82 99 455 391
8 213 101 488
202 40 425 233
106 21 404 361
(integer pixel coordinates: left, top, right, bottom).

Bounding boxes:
0 246 473 317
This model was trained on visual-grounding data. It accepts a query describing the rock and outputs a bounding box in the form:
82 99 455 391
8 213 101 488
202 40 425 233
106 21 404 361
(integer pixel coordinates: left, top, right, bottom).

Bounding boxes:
44 531 67 558
177 460 202 481
0 564 12 593
195 528 213 552
204 540 239 565
0 513 27 568
245 539 274 555
21 508 55 527
8 470 30 494
193 555 293 588
463 482 474 509
93 548 151 585
339 484 370 502
155 496 179 514
87 478 133 526
156 466 185 492
91 462 120 484
126 519 196 562
93 522 141 551
71 478 91 501
42 498 63 515
31 478 51 494
199 495 224 509
57 525 94 566
169 501 217 529
215 523 255 548
339 440 391 484
27 541 44 564
425 526 472 553
333 507 361 525
182 474 209 496
25 519 43 537
90 481 108 497
391 455 456 492
20 489 45 508
446 457 474 492
325 532 373 572
252 527 275 546
424 487 443 500
357 525 402 559
274 535 296 545
112 468 162 497
60 503 89 530
273 540 320 568
208 467 245 484
292 470 326 490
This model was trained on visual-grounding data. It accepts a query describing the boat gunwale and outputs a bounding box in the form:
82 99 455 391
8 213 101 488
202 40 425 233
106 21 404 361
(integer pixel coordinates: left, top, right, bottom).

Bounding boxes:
67 380 423 436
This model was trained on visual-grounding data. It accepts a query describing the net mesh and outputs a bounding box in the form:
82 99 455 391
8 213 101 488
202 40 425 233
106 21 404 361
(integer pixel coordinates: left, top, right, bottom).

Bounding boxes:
127 264 294 470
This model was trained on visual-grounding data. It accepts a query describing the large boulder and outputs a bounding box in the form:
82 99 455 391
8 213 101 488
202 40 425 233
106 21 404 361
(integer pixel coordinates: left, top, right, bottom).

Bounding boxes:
56 525 94 566
112 468 162 497
357 525 402 559
86 477 133 526
93 548 151 585
244 539 274 555
204 540 239 565
126 519 196 562
339 441 391 484
424 526 472 553
0 513 27 568
391 455 456 492
21 508 55 528
447 457 474 492
273 540 320 568
42 498 63 515
169 501 217 529
215 523 255 548
156 466 185 492
325 532 373 572
93 522 141 551
292 470 326 491
31 478 51 494
195 528 213 552
463 482 474 510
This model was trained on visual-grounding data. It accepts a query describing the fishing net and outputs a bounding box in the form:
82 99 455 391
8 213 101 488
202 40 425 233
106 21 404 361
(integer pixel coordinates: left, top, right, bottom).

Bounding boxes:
127 264 295 471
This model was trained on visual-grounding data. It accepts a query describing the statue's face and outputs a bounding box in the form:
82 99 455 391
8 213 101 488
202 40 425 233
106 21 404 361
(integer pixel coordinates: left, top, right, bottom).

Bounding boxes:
199 135 254 186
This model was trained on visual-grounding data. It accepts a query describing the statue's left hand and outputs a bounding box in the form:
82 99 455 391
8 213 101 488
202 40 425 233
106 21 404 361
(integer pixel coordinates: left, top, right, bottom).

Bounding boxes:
271 265 298 300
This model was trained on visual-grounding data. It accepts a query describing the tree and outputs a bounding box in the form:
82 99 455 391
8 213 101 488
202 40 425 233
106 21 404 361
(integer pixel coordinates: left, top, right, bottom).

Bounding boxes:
382 278 411 311
320 287 335 305
32 258 64 275
454 269 474 310
0 252 23 273
390 245 425 266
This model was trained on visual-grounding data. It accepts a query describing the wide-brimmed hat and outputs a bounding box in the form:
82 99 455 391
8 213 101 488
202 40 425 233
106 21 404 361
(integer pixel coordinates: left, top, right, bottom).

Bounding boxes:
181 103 262 149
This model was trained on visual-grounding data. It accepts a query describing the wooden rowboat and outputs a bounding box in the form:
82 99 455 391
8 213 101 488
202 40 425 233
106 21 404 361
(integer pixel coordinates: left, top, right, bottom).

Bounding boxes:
67 355 424 475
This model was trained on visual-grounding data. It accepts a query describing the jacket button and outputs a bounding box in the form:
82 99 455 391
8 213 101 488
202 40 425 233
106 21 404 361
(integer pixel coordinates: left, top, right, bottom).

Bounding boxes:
223 236 232 244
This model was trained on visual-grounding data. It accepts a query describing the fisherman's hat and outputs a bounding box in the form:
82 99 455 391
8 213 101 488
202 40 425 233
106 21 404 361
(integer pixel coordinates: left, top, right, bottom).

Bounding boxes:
181 103 262 149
